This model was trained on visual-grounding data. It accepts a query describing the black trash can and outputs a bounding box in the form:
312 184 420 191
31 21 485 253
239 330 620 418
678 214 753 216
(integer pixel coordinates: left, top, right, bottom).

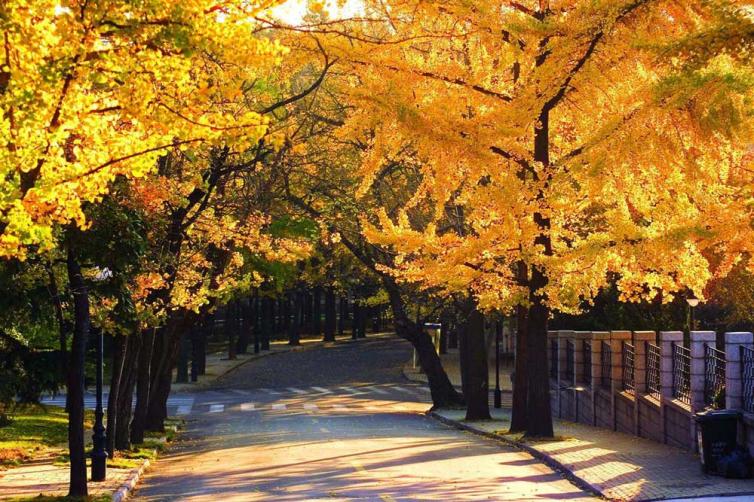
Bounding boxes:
695 409 741 474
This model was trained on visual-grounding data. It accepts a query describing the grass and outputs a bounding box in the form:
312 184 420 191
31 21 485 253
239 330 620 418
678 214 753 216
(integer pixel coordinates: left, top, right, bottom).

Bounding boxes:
0 405 93 468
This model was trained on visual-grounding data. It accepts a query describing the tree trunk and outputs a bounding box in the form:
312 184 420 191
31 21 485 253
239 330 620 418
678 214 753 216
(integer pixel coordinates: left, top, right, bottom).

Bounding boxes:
106 334 127 457
323 288 336 342
288 291 301 345
252 294 261 354
460 305 491 420
338 297 347 336
262 297 272 350
227 302 237 360
523 105 555 438
115 333 140 451
236 298 250 354
130 329 155 444
313 287 322 337
384 280 463 408
65 249 89 497
510 303 529 433
47 264 68 385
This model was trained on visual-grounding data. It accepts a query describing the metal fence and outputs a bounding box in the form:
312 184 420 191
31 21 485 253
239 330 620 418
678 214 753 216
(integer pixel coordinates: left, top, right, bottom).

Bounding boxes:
601 341 612 388
703 344 726 408
672 342 691 404
550 339 558 380
646 342 661 400
742 345 754 413
584 340 592 385
622 341 635 393
565 340 574 382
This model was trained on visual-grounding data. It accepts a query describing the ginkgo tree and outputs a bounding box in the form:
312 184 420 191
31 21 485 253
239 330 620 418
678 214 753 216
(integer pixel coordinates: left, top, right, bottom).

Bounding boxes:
301 0 754 436
0 0 289 261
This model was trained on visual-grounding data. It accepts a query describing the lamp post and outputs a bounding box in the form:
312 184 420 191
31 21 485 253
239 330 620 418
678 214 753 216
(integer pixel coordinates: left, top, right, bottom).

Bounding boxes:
687 296 700 334
91 267 111 481
494 320 502 409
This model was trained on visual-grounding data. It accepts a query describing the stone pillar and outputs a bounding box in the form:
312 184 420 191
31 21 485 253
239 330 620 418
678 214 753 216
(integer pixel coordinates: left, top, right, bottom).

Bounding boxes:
610 331 631 431
690 331 716 413
725 332 754 411
659 331 683 446
573 331 591 385
592 331 610 427
558 330 575 386
633 331 656 435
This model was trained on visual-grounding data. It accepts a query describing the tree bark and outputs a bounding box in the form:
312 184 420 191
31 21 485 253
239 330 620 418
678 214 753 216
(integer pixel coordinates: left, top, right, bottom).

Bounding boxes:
106 334 127 457
130 329 155 444
384 279 464 408
510 303 529 433
288 291 301 345
313 287 322 337
460 305 491 420
338 296 347 336
65 249 89 497
236 298 250 354
115 333 140 451
323 287 336 341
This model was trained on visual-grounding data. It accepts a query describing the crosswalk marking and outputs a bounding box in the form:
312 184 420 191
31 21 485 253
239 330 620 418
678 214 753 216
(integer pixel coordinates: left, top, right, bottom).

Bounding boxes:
365 386 390 395
311 386 332 394
287 387 307 395
209 404 224 413
271 403 287 411
339 386 366 395
259 388 282 395
240 403 255 411
390 385 414 394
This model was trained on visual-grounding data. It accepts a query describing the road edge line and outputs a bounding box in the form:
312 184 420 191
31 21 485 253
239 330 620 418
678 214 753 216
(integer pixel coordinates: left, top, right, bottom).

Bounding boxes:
425 411 605 500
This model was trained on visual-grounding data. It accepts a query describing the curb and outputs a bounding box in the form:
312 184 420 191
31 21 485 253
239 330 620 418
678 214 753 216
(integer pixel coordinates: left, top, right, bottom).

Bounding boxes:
111 458 150 502
426 411 606 500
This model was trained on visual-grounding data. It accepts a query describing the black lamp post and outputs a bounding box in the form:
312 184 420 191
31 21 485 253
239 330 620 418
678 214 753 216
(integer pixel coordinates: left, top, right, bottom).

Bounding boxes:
91 267 110 481
687 296 699 333
494 320 502 409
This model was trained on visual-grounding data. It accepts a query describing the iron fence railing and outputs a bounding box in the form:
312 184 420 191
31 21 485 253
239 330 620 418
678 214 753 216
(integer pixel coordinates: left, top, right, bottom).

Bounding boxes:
601 341 612 388
584 340 592 385
550 339 558 380
703 344 726 408
646 342 661 400
622 341 635 393
742 345 754 413
565 340 575 382
672 342 691 404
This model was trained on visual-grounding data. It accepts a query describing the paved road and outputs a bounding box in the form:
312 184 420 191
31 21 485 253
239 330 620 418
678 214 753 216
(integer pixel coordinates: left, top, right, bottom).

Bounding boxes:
134 336 592 501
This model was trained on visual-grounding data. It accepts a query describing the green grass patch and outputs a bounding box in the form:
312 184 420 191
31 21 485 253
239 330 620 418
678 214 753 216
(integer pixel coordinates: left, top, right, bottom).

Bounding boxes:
0 405 92 467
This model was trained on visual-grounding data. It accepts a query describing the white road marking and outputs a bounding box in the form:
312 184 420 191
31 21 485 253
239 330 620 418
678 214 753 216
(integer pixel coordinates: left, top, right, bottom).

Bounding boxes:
209 404 224 413
303 403 318 410
365 386 390 395
259 388 282 395
339 386 366 395
271 403 287 411
287 387 307 395
231 389 251 396
176 405 192 415
390 385 414 394
240 403 255 411
311 386 332 394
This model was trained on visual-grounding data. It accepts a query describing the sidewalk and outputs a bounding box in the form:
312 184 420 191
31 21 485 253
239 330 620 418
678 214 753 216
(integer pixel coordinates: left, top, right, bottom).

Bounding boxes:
409 349 754 501
1 333 374 500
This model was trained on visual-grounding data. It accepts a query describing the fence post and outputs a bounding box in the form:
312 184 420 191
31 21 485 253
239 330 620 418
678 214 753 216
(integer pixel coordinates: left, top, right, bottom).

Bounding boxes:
725 332 754 411
690 331 716 452
592 331 609 426
633 331 655 436
573 331 591 424
660 331 683 444
610 331 631 431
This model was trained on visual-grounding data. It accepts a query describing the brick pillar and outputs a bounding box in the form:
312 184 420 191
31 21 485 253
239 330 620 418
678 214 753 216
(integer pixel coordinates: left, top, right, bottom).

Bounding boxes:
725 332 754 411
558 330 575 385
610 331 631 431
592 332 609 427
660 331 683 446
633 331 656 436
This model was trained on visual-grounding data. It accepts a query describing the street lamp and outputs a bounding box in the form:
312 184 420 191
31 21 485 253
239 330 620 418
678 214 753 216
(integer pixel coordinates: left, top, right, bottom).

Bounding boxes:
91 267 111 481
494 320 502 409
687 295 700 333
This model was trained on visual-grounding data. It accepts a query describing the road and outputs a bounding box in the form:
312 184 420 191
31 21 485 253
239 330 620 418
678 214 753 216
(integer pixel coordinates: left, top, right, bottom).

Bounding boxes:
134 336 592 501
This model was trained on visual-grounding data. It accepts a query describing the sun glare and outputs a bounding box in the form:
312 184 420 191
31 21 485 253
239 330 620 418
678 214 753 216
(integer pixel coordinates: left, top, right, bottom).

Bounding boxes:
270 0 364 25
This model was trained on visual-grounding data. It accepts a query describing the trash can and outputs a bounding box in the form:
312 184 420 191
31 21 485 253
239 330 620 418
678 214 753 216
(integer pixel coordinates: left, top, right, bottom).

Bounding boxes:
695 409 741 474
